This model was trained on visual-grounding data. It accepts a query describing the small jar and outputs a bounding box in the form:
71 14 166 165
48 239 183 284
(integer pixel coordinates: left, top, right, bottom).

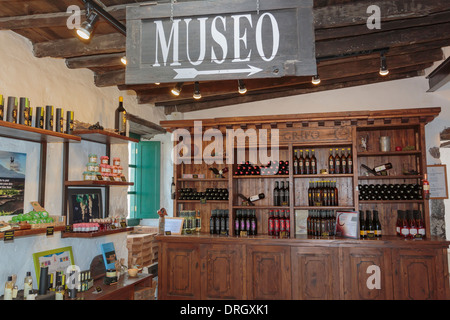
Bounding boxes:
88 154 97 163
112 166 118 176
93 164 99 172
83 171 90 181
100 156 109 165
100 164 108 173
86 162 96 172
113 157 121 166
117 166 123 175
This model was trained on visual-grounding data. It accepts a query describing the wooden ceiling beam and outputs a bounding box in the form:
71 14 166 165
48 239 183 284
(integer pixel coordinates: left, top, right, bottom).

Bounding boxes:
130 49 442 104
426 56 450 92
66 52 126 69
162 69 425 114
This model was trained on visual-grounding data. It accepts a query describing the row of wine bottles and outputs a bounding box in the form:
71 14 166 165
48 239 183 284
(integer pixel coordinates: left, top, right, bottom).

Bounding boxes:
0 95 74 133
308 180 339 206
179 210 201 234
178 187 229 201
359 210 382 238
273 181 289 206
209 209 230 235
268 209 291 237
234 161 289 176
307 210 336 236
293 148 353 175
234 209 257 236
359 183 424 201
396 210 426 239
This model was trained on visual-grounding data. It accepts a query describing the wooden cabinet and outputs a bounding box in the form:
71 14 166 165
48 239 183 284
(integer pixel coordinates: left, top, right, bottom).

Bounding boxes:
159 242 200 300
246 245 291 299
291 246 340 299
341 247 393 300
392 248 449 300
200 243 245 299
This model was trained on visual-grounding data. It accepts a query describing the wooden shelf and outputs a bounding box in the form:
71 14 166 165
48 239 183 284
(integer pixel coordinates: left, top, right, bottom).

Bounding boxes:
357 150 421 157
61 227 133 238
358 175 422 180
72 129 139 144
178 200 228 203
294 174 353 178
0 120 81 143
178 178 228 182
294 206 355 210
65 180 133 186
359 200 424 204
233 205 291 209
234 175 290 179
0 226 66 239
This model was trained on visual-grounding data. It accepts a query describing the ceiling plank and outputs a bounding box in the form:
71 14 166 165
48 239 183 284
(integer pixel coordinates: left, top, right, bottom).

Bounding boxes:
65 52 126 69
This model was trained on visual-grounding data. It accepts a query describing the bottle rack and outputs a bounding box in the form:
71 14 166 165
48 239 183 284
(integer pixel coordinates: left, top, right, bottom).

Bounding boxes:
168 108 438 239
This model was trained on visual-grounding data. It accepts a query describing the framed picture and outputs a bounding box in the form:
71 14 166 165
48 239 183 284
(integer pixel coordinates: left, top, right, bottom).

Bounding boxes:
164 217 184 235
427 165 449 199
67 188 103 224
32 246 74 287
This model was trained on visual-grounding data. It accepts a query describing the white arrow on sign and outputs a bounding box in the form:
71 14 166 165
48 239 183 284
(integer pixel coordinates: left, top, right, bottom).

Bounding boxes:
173 65 263 79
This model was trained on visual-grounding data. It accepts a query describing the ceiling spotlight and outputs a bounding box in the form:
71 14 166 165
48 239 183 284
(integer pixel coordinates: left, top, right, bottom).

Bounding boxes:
121 56 127 65
155 83 160 85
311 75 321 85
171 82 184 96
193 82 202 100
379 53 389 76
238 80 247 94
76 10 99 40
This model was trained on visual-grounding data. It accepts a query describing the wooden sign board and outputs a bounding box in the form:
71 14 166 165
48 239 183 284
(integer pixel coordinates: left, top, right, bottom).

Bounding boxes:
126 0 316 84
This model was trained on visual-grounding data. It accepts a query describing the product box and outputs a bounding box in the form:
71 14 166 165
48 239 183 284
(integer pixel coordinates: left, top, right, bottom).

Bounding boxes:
181 173 205 179
335 211 359 239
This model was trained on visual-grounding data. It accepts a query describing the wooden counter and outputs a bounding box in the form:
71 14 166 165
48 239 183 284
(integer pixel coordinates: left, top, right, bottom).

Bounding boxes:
157 234 450 300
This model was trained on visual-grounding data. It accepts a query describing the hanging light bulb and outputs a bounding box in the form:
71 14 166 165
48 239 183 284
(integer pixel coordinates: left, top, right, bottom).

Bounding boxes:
379 53 389 76
193 82 202 100
76 10 99 40
120 56 127 65
311 75 321 85
171 82 184 96
238 80 247 94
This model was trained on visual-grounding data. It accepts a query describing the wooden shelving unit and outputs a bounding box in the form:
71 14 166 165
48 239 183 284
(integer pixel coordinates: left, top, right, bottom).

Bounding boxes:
0 226 66 239
0 120 81 143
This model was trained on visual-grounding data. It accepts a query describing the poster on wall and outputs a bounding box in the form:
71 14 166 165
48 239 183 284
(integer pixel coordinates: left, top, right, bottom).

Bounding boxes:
0 151 26 216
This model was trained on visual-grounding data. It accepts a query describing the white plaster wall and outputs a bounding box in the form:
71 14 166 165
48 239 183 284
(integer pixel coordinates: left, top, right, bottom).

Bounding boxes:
0 30 166 292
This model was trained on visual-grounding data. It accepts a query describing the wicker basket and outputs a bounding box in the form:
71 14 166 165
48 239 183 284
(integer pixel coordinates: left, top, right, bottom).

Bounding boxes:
30 215 66 229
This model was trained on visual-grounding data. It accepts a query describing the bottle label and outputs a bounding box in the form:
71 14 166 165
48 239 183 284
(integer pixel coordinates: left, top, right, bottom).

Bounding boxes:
375 230 382 236
401 228 409 236
409 228 418 235
423 185 430 191
418 228 426 235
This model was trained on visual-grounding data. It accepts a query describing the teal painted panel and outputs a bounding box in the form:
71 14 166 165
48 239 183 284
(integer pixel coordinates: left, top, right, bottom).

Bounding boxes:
137 141 160 219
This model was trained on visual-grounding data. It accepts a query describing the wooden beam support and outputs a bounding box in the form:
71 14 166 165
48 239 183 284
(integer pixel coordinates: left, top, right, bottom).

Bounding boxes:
427 56 450 92
132 49 442 104
162 68 425 114
65 52 126 69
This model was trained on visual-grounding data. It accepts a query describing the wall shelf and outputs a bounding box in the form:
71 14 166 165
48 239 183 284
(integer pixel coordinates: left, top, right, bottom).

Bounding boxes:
0 120 81 143
61 227 133 238
0 226 66 239
64 180 134 187
72 129 139 144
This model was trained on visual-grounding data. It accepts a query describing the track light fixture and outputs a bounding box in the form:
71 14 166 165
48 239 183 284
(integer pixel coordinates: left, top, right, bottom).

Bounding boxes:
379 53 389 76
311 74 321 85
238 80 247 94
171 82 184 96
193 82 202 100
76 0 126 41
76 9 99 40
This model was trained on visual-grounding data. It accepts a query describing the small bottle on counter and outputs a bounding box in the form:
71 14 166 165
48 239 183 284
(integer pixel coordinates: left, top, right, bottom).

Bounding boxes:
23 272 33 299
4 276 14 300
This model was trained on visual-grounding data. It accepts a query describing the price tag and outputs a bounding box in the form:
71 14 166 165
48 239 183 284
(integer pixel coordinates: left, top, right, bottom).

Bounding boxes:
120 221 127 228
65 225 72 232
46 226 54 236
96 174 103 181
200 198 207 204
165 231 172 235
4 230 14 242
239 231 248 237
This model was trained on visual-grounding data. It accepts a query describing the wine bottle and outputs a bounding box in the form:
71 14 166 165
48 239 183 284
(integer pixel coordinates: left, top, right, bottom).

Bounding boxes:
360 210 366 239
274 210 280 236
307 210 312 235
422 173 430 200
210 210 216 234
347 147 353 174
268 210 274 236
341 148 347 174
249 193 265 202
293 150 299 175
415 210 426 238
115 96 127 136
373 162 393 173
285 210 290 237
171 177 176 199
408 210 418 239
279 210 286 235
328 149 335 174
334 148 341 174
250 210 257 235
215 210 222 234
283 181 289 206
400 210 410 238
396 210 402 236
273 181 280 206
196 210 201 233
0 94 4 120
373 210 382 238
304 149 310 174
298 150 305 174
311 149 317 174
365 210 374 238
235 210 241 236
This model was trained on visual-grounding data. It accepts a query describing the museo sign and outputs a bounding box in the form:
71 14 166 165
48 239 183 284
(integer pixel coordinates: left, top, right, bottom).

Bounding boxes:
125 0 316 84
